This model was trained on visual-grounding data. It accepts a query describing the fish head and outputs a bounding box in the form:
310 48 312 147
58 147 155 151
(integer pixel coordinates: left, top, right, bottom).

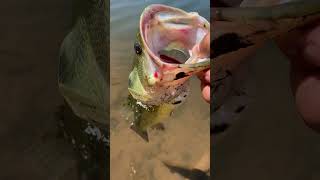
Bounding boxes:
128 4 210 105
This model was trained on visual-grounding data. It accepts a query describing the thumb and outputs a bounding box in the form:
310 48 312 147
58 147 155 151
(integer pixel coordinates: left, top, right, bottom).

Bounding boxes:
193 33 210 58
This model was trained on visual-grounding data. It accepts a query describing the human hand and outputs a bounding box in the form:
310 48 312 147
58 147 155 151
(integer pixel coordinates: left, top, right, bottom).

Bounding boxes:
212 0 320 131
196 33 210 103
198 70 210 103
276 22 320 132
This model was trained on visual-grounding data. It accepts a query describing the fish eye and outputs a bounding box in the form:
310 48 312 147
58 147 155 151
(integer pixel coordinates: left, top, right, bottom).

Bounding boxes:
134 42 142 55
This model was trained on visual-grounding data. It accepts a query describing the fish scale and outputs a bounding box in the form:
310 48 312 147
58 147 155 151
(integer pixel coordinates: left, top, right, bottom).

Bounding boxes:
58 0 108 125
57 0 109 179
85 0 108 74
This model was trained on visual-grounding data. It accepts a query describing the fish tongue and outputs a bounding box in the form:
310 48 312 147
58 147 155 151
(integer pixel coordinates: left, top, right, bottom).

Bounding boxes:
158 49 189 64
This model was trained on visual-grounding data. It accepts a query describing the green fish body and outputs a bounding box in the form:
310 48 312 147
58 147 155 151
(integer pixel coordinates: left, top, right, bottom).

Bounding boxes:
128 4 210 141
58 0 108 125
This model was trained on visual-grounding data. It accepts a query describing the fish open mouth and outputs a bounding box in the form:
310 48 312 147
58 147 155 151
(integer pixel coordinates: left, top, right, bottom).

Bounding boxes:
158 49 189 64
159 54 181 64
140 4 209 65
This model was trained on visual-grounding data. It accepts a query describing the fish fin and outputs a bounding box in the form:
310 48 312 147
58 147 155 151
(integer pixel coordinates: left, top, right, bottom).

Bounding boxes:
162 161 209 180
151 123 165 131
211 123 230 135
130 125 149 142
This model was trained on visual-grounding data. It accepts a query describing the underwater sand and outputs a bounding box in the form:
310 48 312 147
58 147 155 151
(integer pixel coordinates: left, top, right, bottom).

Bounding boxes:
110 1 210 179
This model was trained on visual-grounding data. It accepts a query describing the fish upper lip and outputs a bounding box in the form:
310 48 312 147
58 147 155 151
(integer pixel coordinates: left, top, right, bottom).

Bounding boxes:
139 4 210 67
140 4 183 67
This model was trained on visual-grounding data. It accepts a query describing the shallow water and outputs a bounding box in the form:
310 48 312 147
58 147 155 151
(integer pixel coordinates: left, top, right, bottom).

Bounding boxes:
110 1 210 179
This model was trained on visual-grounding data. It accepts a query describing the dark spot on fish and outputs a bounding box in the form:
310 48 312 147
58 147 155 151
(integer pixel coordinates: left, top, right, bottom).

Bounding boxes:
174 72 187 80
245 30 268 37
211 123 230 134
234 105 246 113
234 90 247 96
302 15 307 20
211 33 253 59
134 42 142 55
183 95 187 97
213 104 222 112
213 82 222 92
152 123 165 131
214 74 230 82
226 70 232 76
212 0 231 7
172 100 182 105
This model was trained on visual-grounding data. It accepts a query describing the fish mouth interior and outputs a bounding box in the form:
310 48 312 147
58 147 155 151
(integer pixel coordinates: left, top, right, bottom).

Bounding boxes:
141 7 208 65
158 49 189 64
159 54 181 64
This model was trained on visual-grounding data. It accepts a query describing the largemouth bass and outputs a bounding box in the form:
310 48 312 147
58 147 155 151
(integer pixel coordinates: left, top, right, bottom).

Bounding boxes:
58 0 108 125
211 0 320 133
128 4 210 141
57 0 109 179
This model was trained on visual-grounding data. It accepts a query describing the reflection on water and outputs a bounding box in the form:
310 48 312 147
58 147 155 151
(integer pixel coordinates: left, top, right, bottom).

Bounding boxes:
110 1 210 179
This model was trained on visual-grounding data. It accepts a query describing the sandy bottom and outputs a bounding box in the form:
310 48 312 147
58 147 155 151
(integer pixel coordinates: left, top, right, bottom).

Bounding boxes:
110 30 210 179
